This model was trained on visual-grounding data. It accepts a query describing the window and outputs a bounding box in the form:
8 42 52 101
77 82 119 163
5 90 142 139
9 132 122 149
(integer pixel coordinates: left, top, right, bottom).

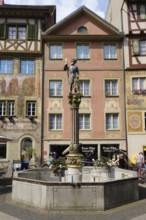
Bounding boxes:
26 101 36 117
104 44 117 59
105 80 118 96
49 80 62 96
79 114 90 130
20 60 34 74
50 44 62 59
0 59 13 74
76 44 90 59
140 41 146 55
139 4 146 20
0 100 15 117
79 80 90 96
106 113 119 130
77 26 87 33
132 77 146 93
8 26 26 40
133 40 146 55
49 114 62 130
0 143 6 159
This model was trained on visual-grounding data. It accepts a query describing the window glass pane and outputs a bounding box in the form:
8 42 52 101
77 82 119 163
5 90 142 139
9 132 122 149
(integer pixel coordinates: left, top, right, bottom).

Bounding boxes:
50 115 55 129
79 80 90 96
140 41 146 55
106 114 118 130
106 114 111 129
113 114 118 129
85 114 90 129
49 114 62 130
105 80 118 96
8 101 15 116
77 45 89 59
49 81 62 96
27 101 36 116
79 114 90 130
0 60 13 74
105 80 110 94
132 78 138 90
79 114 83 130
140 78 145 89
140 5 146 19
18 27 26 39
8 26 16 39
0 144 6 159
78 26 87 32
112 80 117 95
56 115 62 129
21 60 34 74
50 45 62 59
0 101 6 116
104 44 116 59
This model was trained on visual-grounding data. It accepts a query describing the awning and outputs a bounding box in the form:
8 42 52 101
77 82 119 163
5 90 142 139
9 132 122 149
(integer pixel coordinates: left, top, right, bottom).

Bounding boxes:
0 135 13 142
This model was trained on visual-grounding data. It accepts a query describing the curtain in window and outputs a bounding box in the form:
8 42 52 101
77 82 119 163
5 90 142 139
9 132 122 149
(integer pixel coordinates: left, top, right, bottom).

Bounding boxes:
50 45 62 59
21 60 34 74
132 78 138 90
0 60 13 74
77 45 89 59
140 41 146 55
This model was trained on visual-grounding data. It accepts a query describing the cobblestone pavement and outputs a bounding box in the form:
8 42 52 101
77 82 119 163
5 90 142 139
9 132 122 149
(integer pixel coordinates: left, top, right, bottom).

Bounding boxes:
1 178 146 220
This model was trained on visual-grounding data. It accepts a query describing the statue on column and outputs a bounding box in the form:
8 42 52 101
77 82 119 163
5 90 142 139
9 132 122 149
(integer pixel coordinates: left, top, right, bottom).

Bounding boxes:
64 58 80 94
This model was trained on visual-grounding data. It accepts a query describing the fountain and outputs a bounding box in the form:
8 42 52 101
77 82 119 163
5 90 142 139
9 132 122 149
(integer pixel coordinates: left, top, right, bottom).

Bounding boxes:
12 59 139 211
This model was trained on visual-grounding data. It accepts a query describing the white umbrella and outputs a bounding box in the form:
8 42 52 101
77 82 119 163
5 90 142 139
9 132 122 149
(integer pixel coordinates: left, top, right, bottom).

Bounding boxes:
0 135 13 142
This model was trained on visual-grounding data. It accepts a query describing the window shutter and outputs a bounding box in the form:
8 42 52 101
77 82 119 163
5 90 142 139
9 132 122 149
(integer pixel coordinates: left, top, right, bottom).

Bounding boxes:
0 23 5 39
132 40 140 55
27 24 37 40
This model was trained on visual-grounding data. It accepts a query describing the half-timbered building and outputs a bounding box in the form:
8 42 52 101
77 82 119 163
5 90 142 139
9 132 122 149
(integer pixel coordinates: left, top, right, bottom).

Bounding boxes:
106 0 146 161
0 1 56 165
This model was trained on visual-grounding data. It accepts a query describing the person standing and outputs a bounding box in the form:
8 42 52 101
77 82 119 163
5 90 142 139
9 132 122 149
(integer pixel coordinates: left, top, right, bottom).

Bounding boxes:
136 152 145 167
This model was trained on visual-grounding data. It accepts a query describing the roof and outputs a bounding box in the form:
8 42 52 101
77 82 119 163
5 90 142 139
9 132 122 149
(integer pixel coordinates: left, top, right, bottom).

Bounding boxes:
44 5 123 36
0 4 56 18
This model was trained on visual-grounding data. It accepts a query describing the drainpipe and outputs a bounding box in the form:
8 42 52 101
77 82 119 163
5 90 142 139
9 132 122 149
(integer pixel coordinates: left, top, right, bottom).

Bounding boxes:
41 40 45 164
121 0 128 154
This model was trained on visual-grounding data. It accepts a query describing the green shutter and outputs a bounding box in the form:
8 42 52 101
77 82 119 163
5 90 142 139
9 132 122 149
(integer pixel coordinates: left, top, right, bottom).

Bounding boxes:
132 40 140 55
0 24 5 39
27 24 37 40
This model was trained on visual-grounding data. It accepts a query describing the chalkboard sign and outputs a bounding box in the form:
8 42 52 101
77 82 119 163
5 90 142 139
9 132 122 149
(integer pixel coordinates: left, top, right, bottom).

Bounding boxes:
80 145 98 161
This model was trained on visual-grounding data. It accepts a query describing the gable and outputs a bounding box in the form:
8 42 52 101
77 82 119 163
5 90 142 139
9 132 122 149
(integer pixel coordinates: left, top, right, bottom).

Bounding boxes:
44 7 122 37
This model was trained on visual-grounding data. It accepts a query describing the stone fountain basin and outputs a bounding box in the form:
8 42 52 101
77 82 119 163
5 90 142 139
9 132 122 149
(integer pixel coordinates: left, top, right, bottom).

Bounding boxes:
12 167 139 211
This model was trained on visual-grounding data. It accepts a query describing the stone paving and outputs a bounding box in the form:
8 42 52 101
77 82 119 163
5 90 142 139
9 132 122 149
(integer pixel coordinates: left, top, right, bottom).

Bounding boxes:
1 178 146 220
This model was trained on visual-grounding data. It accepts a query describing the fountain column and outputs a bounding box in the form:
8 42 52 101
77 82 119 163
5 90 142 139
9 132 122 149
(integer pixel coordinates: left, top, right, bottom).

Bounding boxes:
66 92 83 182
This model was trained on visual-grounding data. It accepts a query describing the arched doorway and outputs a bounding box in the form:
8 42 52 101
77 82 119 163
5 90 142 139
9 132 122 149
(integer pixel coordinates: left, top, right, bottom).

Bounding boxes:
21 137 32 159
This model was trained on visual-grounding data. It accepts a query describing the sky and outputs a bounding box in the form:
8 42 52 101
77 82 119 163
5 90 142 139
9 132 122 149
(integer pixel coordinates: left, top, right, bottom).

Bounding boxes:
4 0 109 22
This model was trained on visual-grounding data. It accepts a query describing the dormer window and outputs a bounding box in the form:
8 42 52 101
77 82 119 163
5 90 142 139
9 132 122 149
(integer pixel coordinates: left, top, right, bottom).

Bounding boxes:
77 26 87 33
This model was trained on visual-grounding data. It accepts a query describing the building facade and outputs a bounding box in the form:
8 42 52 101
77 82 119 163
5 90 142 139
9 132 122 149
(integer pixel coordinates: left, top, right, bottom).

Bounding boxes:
0 1 56 164
42 6 126 162
106 0 146 161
